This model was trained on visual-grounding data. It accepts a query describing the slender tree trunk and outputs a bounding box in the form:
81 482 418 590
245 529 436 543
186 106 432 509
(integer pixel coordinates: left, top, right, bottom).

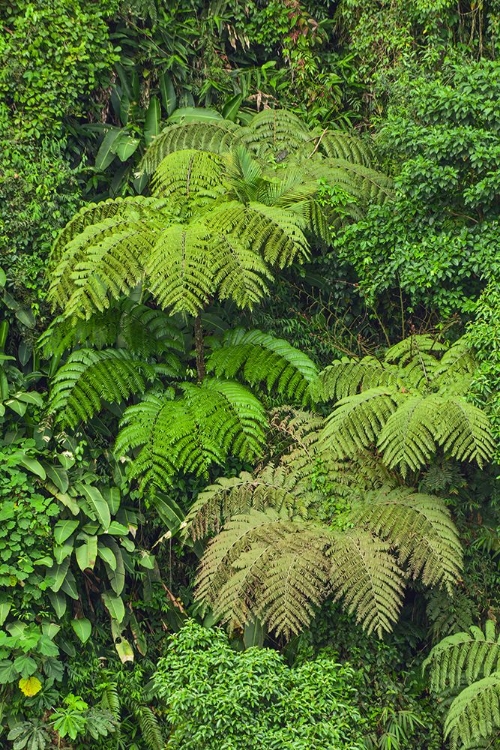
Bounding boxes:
194 314 206 382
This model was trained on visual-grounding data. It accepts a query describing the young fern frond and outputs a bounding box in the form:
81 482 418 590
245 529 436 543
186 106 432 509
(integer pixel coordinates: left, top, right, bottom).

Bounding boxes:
48 349 159 428
140 120 239 173
115 379 267 491
206 328 319 404
353 487 463 593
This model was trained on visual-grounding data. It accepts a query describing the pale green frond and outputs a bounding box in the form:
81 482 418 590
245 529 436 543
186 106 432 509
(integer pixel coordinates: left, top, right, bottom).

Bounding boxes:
310 356 398 403
433 337 478 395
308 159 394 206
329 527 406 637
435 397 496 466
377 395 441 475
234 109 312 161
423 622 500 694
444 674 500 749
224 146 265 203
353 487 462 593
319 130 374 166
145 222 215 315
115 379 266 491
140 121 239 173
210 234 273 309
151 149 226 213
63 221 158 319
207 328 319 404
49 349 158 429
185 463 315 542
321 387 401 458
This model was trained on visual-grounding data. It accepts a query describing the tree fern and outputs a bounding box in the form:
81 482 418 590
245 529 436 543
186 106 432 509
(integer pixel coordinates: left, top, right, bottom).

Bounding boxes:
151 149 227 214
48 349 161 428
206 328 318 404
115 379 267 491
424 621 500 749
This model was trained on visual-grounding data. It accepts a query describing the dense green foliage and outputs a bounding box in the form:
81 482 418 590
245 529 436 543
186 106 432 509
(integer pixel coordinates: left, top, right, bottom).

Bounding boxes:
1 0 500 748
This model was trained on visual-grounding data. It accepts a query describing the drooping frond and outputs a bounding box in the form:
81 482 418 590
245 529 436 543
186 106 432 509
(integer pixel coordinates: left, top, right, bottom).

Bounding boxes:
195 508 333 638
151 149 226 214
48 349 159 428
132 704 165 750
434 397 496 467
145 221 272 314
328 527 406 637
307 159 394 206
384 334 447 366
140 121 239 173
115 379 267 491
185 464 316 542
321 387 401 458
206 328 318 404
433 337 477 395
353 487 462 593
423 621 500 693
310 356 398 403
444 675 500 749
39 300 185 358
234 109 312 162
319 130 373 166
377 395 440 476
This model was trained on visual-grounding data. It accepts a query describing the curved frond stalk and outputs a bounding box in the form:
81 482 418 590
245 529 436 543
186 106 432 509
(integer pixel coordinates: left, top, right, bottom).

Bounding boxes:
115 379 267 491
329 527 406 637
377 395 440 476
140 121 239 174
49 349 158 428
353 487 462 593
423 621 500 694
310 357 398 403
321 387 401 458
435 397 496 466
151 149 226 214
207 328 319 404
444 674 500 749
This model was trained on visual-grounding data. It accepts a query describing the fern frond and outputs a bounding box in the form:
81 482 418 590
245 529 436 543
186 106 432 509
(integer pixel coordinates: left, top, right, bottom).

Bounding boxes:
207 328 318 404
185 464 315 541
210 233 274 309
152 149 226 214
329 527 406 637
384 335 446 366
423 621 500 693
115 379 266 491
319 130 373 166
444 674 500 749
310 356 397 402
131 704 165 750
353 487 462 593
100 683 121 717
435 397 496 466
321 387 401 457
433 337 477 395
234 109 312 161
140 121 239 173
377 395 440 476
308 159 394 206
49 349 158 428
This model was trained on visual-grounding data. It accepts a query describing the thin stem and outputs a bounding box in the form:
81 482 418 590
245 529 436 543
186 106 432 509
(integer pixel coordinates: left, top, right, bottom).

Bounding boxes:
194 314 206 382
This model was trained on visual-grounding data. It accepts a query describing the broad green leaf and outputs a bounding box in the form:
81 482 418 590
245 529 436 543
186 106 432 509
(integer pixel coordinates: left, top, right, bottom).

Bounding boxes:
95 127 124 171
168 107 223 123
41 623 61 640
71 618 92 644
77 485 111 529
129 611 147 656
48 591 67 619
138 551 155 569
222 94 243 122
0 595 11 627
61 570 79 600
45 465 69 493
102 487 121 515
115 635 134 663
54 520 79 546
54 543 73 564
97 544 117 571
17 455 46 479
0 660 17 684
75 536 98 571
0 268 6 287
15 391 44 406
15 307 36 328
101 538 125 595
105 521 129 536
102 591 125 623
144 95 161 146
114 135 140 162
13 654 37 678
38 634 59 657
159 71 176 115
49 558 70 592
